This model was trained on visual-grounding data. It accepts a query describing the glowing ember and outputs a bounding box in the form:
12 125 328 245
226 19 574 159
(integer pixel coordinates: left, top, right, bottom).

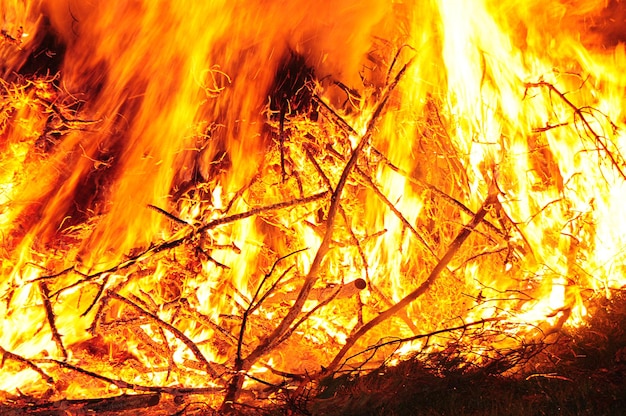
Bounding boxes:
1 0 626 411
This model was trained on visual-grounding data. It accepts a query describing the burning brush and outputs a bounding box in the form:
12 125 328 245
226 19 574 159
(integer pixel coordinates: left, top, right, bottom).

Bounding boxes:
1 1 626 414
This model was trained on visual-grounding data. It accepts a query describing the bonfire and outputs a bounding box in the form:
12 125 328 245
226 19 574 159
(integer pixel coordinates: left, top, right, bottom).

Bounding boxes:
1 1 625 414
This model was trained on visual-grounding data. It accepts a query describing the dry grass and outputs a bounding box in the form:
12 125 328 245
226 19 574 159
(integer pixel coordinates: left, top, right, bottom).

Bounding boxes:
258 290 626 416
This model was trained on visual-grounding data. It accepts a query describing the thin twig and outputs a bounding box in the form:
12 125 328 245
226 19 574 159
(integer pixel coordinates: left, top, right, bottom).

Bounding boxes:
370 146 503 238
249 265 296 315
279 109 287 182
178 299 240 346
237 249 307 363
148 204 191 226
276 283 344 347
313 94 358 136
355 166 439 261
344 317 503 365
304 144 370 283
304 143 334 190
307 145 373 292
386 44 417 85
80 274 109 317
451 246 508 273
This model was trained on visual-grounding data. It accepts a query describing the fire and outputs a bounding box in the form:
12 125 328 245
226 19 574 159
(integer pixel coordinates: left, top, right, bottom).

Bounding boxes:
1 0 626 411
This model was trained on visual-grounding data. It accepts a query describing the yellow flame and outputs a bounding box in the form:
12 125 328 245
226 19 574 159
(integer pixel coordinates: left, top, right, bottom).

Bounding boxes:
2 0 626 402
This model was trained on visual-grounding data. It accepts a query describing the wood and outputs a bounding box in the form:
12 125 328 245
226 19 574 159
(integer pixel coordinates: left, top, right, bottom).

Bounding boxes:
0 393 161 416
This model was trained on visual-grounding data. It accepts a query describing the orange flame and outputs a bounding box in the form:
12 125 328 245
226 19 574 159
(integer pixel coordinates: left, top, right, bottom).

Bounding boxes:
1 0 626 407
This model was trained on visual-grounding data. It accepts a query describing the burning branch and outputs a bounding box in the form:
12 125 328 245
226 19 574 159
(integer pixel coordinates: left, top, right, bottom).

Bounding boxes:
275 283 345 347
40 359 222 395
178 298 241 346
38 281 68 360
322 188 499 376
0 345 53 385
236 248 307 364
369 146 504 238
220 55 416 409
304 143 372 289
339 317 503 372
265 56 414 349
355 165 438 260
31 191 329 296
106 292 220 379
